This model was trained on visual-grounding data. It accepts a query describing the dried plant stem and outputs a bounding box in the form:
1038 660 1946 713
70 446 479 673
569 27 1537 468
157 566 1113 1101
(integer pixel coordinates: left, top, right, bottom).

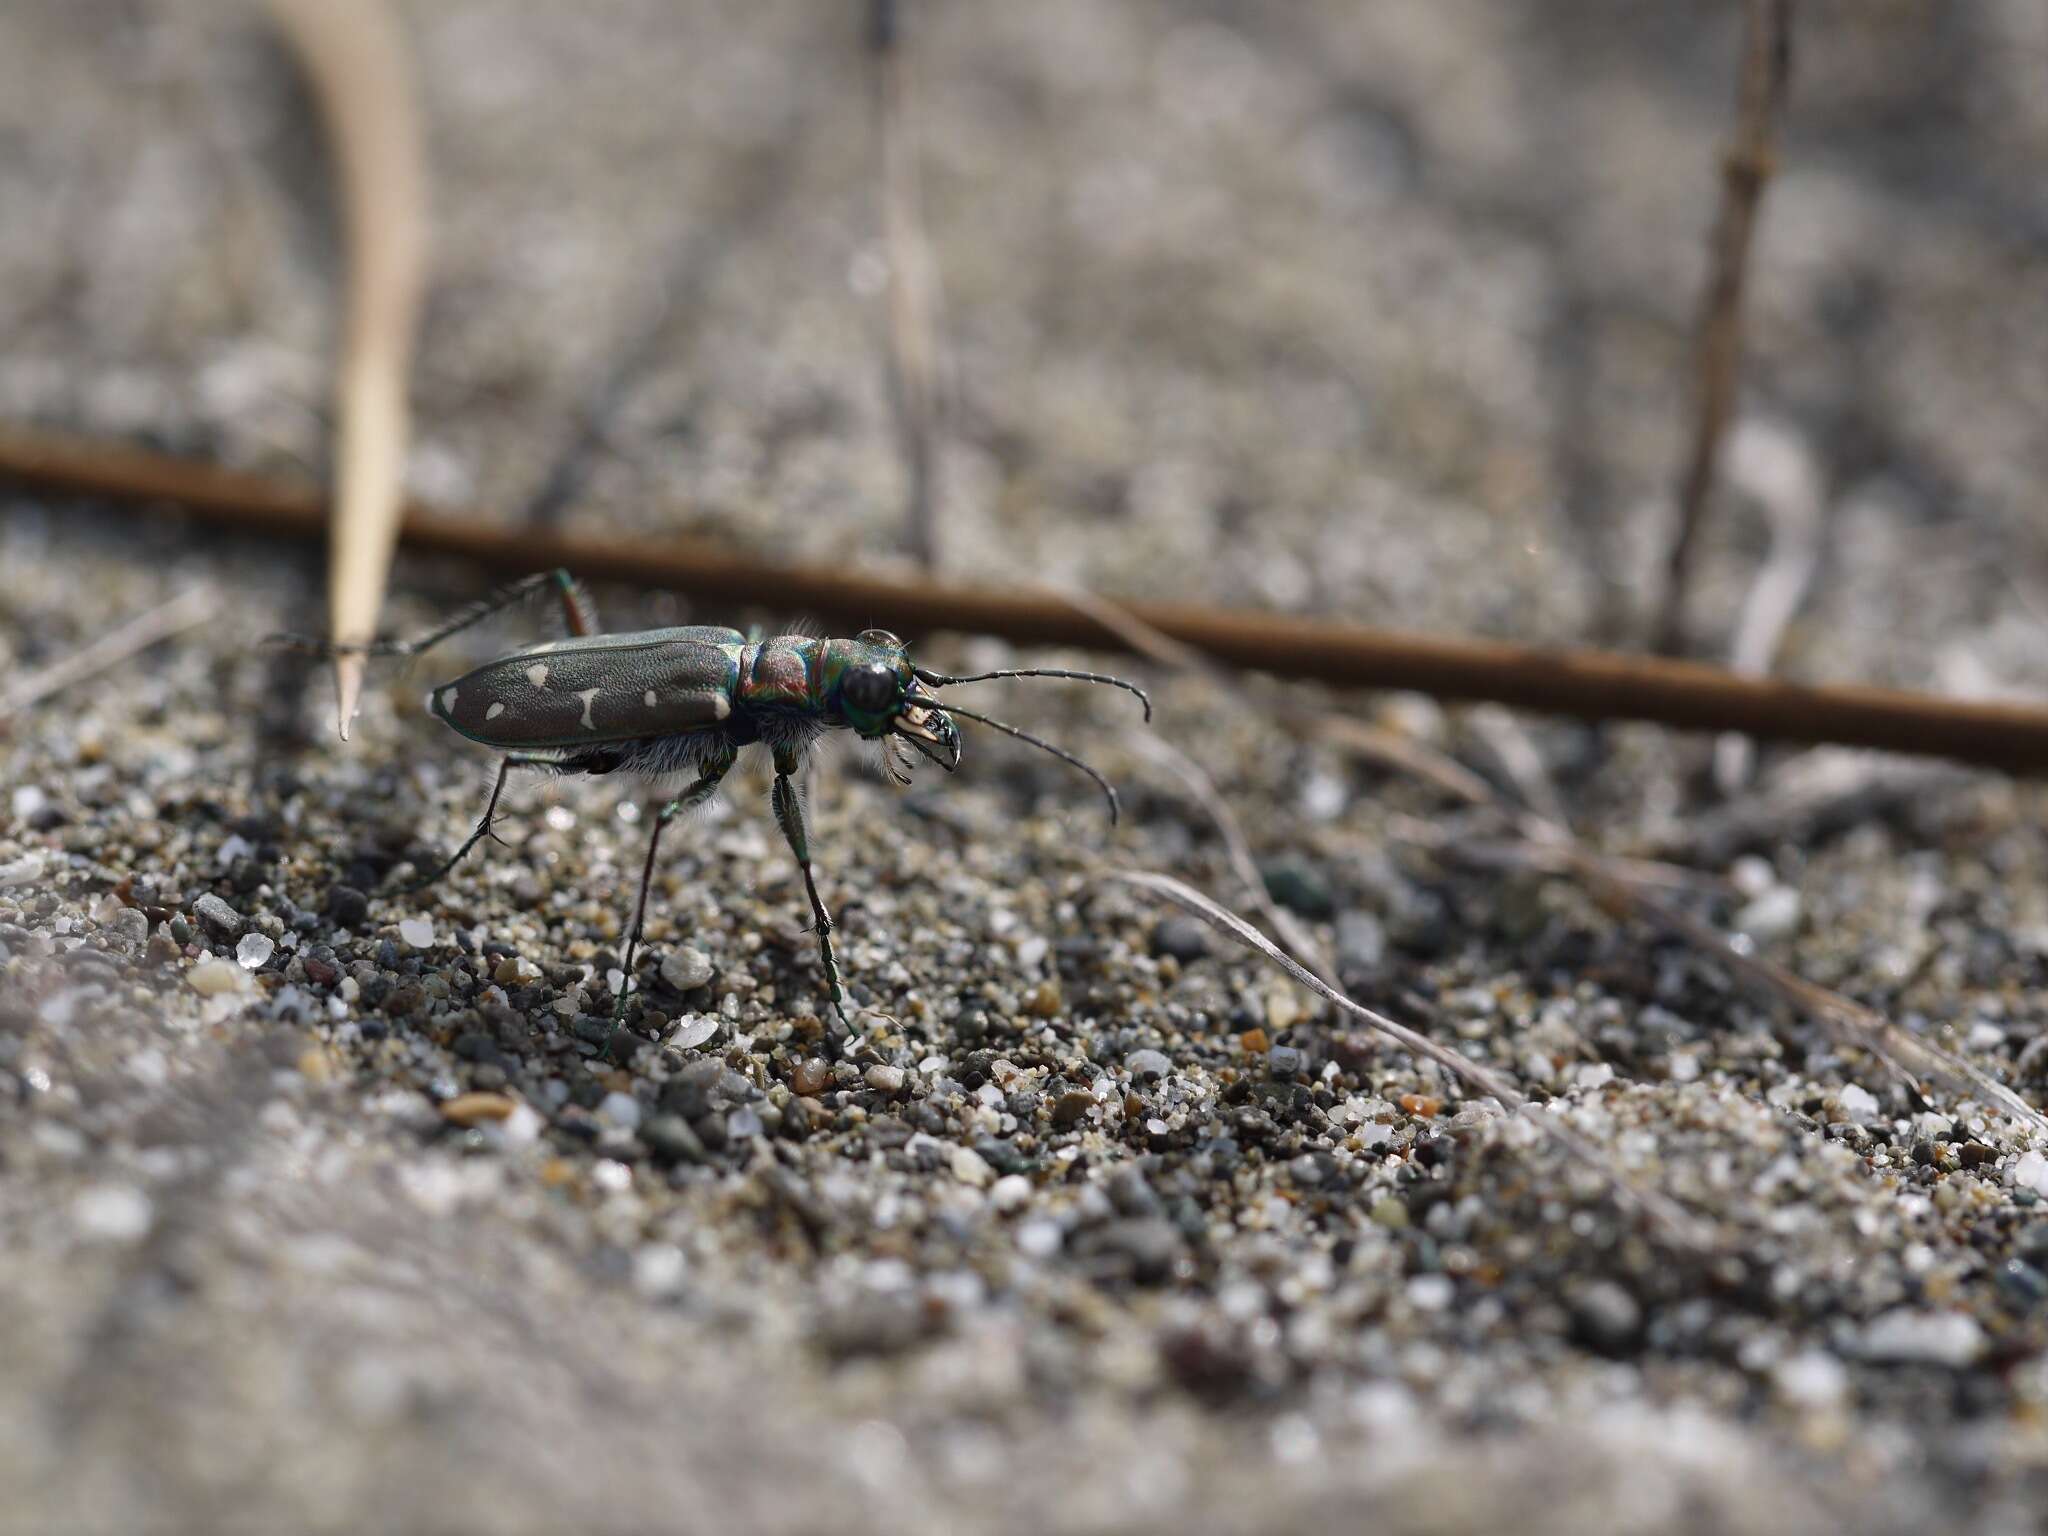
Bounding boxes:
1130 735 1341 992
1656 0 1794 656
12 426 2048 774
1111 872 1716 1248
0 588 211 726
264 0 426 738
870 0 945 569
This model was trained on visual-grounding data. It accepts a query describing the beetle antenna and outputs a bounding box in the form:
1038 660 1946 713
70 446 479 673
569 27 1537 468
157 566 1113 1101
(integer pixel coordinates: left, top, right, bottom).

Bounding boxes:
913 666 1152 721
937 702 1122 823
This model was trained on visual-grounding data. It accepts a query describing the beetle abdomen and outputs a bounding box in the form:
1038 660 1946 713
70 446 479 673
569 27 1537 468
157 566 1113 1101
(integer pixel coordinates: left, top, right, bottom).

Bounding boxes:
429 631 740 748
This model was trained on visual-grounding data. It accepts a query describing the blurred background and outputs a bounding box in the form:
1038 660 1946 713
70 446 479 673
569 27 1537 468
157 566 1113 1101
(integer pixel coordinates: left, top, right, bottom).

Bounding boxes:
4 1 2045 684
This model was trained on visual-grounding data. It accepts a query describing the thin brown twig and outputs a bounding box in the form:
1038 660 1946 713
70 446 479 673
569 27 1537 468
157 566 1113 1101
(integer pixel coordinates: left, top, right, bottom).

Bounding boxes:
870 0 945 570
263 0 427 739
12 425 2048 774
1656 0 1794 656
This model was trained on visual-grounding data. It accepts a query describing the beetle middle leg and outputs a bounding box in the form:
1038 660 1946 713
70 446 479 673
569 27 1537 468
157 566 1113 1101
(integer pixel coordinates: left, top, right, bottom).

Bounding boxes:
769 744 851 1030
610 741 738 1037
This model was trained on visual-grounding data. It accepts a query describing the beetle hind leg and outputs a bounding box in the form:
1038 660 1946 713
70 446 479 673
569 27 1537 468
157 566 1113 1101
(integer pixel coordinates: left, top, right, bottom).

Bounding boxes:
397 752 557 893
607 743 738 1044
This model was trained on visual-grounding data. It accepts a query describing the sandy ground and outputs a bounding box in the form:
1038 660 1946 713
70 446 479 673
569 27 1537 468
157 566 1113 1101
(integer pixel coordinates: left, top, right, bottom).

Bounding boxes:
6 3 2048 1532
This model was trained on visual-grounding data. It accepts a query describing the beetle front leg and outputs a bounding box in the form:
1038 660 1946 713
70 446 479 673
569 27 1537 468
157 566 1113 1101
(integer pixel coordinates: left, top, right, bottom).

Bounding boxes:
770 746 851 1030
267 567 590 659
609 743 737 1040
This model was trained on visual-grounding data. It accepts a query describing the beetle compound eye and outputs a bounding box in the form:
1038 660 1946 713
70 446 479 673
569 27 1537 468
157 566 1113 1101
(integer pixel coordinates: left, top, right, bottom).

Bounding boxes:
844 661 899 713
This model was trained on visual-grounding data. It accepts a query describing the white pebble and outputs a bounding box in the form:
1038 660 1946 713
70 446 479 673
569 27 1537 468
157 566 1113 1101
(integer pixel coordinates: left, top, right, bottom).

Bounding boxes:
0 852 46 887
187 958 244 996
398 917 435 949
598 1092 642 1131
1834 1083 1882 1126
73 1184 153 1243
633 1243 688 1300
1734 886 1802 943
1773 1350 1849 1409
2010 1151 2048 1198
1856 1308 1985 1367
950 1146 993 1187
1016 1220 1063 1258
236 933 275 970
1407 1274 1455 1311
11 785 48 821
990 1174 1032 1213
669 1015 719 1051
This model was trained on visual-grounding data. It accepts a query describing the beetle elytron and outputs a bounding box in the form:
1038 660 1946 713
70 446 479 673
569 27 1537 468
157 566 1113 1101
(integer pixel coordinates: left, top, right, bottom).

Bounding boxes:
283 570 1150 1033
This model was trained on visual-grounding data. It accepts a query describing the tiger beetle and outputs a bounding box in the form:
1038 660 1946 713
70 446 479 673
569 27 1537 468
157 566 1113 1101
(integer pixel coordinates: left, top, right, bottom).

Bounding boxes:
279 569 1150 1038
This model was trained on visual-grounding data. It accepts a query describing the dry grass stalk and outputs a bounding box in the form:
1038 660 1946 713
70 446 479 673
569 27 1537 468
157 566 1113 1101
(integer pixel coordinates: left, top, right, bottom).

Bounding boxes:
870 0 946 570
1656 0 1795 656
1111 872 1717 1249
15 426 2048 773
263 0 427 738
0 589 211 726
1129 734 1341 992
1714 422 1825 793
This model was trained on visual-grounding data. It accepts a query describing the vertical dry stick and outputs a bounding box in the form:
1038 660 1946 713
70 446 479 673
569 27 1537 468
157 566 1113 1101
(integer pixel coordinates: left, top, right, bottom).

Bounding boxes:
1655 0 1793 657
870 0 945 570
264 0 426 738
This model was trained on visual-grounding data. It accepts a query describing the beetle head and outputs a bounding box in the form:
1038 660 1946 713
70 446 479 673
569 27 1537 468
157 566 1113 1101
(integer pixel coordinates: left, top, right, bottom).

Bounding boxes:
831 630 962 778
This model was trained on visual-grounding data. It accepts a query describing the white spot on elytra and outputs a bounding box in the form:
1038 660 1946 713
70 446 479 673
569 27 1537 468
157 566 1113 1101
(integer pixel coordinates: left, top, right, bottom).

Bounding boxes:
526 663 550 688
644 690 657 707
485 702 505 721
577 688 600 729
438 687 457 715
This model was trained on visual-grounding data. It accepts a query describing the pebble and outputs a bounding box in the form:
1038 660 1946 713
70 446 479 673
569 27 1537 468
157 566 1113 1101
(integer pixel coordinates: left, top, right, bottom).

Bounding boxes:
325 885 370 929
1773 1351 1849 1409
951 1146 994 1187
1855 1309 1986 1367
398 917 435 949
642 1115 707 1163
1149 917 1209 962
791 1060 831 1096
187 958 244 996
660 947 715 992
1050 1090 1096 1127
1733 886 1802 943
1834 1083 1882 1126
72 1184 153 1243
440 1092 518 1126
1569 1280 1643 1355
599 1092 643 1130
2010 1152 2048 1198
1025 979 1062 1018
1259 856 1335 919
1125 1048 1172 1080
866 1065 906 1096
1335 910 1385 974
0 853 46 887
193 893 244 940
670 1015 719 1051
236 933 275 970
990 1174 1032 1213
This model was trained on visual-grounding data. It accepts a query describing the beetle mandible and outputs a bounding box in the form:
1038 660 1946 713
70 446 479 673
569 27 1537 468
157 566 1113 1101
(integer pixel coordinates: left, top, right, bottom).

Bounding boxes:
282 569 1151 1034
